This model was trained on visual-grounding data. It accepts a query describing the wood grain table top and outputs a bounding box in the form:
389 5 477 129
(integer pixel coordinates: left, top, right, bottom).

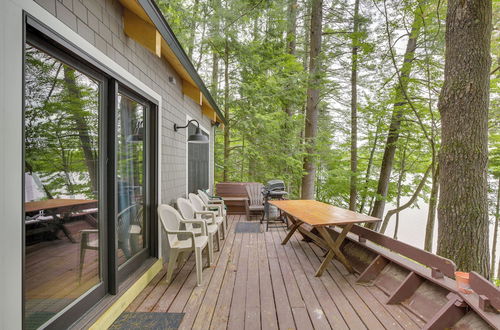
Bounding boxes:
25 199 98 213
269 200 380 227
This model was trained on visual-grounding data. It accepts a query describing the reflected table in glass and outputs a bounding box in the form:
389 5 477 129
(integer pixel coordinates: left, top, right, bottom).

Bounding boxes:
25 199 98 243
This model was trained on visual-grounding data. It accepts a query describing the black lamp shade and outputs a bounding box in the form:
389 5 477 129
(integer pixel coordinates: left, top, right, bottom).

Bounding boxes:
188 127 209 144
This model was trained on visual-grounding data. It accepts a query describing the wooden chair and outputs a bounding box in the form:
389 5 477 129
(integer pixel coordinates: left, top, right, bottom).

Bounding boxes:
158 204 209 286
245 183 265 221
189 193 226 240
177 197 219 261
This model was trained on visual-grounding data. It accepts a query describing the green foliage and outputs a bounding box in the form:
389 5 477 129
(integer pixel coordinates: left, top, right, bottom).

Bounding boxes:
157 0 499 236
25 46 99 199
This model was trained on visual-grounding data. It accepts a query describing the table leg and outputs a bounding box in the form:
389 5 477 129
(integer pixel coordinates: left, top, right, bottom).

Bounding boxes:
281 219 303 245
59 217 77 243
315 225 354 276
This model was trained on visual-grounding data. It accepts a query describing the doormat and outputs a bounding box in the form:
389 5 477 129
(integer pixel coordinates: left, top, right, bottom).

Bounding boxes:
235 222 262 233
109 312 184 330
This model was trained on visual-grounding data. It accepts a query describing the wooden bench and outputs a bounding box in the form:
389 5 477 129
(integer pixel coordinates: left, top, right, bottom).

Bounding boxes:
215 182 256 217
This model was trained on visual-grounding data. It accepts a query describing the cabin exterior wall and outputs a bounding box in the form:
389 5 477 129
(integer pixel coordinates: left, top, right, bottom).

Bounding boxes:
0 0 215 328
32 0 215 205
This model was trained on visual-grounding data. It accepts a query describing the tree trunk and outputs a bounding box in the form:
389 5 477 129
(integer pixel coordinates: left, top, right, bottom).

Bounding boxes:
349 0 360 211
223 38 230 182
187 0 200 59
424 162 439 252
491 177 499 279
301 0 323 200
359 119 381 214
437 0 492 277
210 0 221 96
63 67 98 195
286 0 298 56
393 135 409 239
370 10 423 223
195 10 207 70
284 0 298 117
298 0 311 167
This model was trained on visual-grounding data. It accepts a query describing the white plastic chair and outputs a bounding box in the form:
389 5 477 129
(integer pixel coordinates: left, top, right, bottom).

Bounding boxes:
158 204 209 286
198 190 227 231
189 193 226 240
177 198 219 260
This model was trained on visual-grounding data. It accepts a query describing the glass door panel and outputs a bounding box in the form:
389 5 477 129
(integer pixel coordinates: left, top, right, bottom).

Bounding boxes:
116 93 146 267
24 45 101 329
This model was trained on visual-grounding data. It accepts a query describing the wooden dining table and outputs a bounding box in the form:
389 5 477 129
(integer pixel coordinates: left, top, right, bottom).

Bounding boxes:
25 199 98 243
270 200 381 276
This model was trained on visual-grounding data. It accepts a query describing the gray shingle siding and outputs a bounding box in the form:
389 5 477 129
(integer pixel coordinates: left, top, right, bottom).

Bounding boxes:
34 0 215 207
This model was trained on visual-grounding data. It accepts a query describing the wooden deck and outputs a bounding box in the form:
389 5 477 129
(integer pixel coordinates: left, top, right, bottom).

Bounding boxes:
126 215 425 329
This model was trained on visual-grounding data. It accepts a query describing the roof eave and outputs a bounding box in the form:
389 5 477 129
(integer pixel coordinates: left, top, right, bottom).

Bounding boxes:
137 0 226 125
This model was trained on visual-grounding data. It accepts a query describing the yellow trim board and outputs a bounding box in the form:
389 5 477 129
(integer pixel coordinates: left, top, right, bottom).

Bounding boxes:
182 80 202 106
89 258 163 330
123 8 161 57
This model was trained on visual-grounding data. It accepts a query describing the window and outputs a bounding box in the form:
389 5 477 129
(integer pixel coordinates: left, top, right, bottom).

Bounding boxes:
23 22 158 329
24 44 104 330
187 121 209 194
116 92 147 267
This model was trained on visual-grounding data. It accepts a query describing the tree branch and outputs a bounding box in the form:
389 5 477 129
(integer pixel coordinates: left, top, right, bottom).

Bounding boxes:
380 165 432 234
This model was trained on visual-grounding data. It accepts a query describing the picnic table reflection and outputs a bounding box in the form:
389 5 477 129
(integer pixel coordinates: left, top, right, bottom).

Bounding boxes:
25 199 98 243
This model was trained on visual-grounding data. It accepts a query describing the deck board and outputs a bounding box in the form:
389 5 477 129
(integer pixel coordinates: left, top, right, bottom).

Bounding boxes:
274 228 347 329
210 215 245 329
257 233 278 330
123 215 425 329
227 232 249 329
179 214 240 330
245 233 261 330
263 231 296 330
294 235 368 329
191 215 241 330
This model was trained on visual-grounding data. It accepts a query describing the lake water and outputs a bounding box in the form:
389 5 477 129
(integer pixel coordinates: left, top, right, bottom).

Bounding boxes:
383 197 499 276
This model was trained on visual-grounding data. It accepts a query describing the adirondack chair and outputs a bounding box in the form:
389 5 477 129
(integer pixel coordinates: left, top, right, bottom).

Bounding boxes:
158 204 209 286
246 183 265 221
177 198 219 260
189 193 226 240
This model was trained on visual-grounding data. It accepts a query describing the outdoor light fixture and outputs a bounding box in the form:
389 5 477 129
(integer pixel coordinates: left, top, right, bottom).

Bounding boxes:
174 119 209 144
128 121 144 142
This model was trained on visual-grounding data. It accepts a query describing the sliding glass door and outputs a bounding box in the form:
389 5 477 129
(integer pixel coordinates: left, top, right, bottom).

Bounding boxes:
24 43 105 330
116 92 148 267
23 22 157 329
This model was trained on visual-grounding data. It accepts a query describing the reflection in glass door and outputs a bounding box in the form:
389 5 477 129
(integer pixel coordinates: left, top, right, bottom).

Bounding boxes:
24 44 101 329
116 93 147 267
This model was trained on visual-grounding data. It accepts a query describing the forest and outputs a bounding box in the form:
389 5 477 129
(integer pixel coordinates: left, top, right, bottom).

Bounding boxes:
156 0 500 279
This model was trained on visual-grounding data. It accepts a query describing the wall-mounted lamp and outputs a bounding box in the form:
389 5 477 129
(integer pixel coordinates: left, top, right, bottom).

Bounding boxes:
127 121 144 142
174 119 209 144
